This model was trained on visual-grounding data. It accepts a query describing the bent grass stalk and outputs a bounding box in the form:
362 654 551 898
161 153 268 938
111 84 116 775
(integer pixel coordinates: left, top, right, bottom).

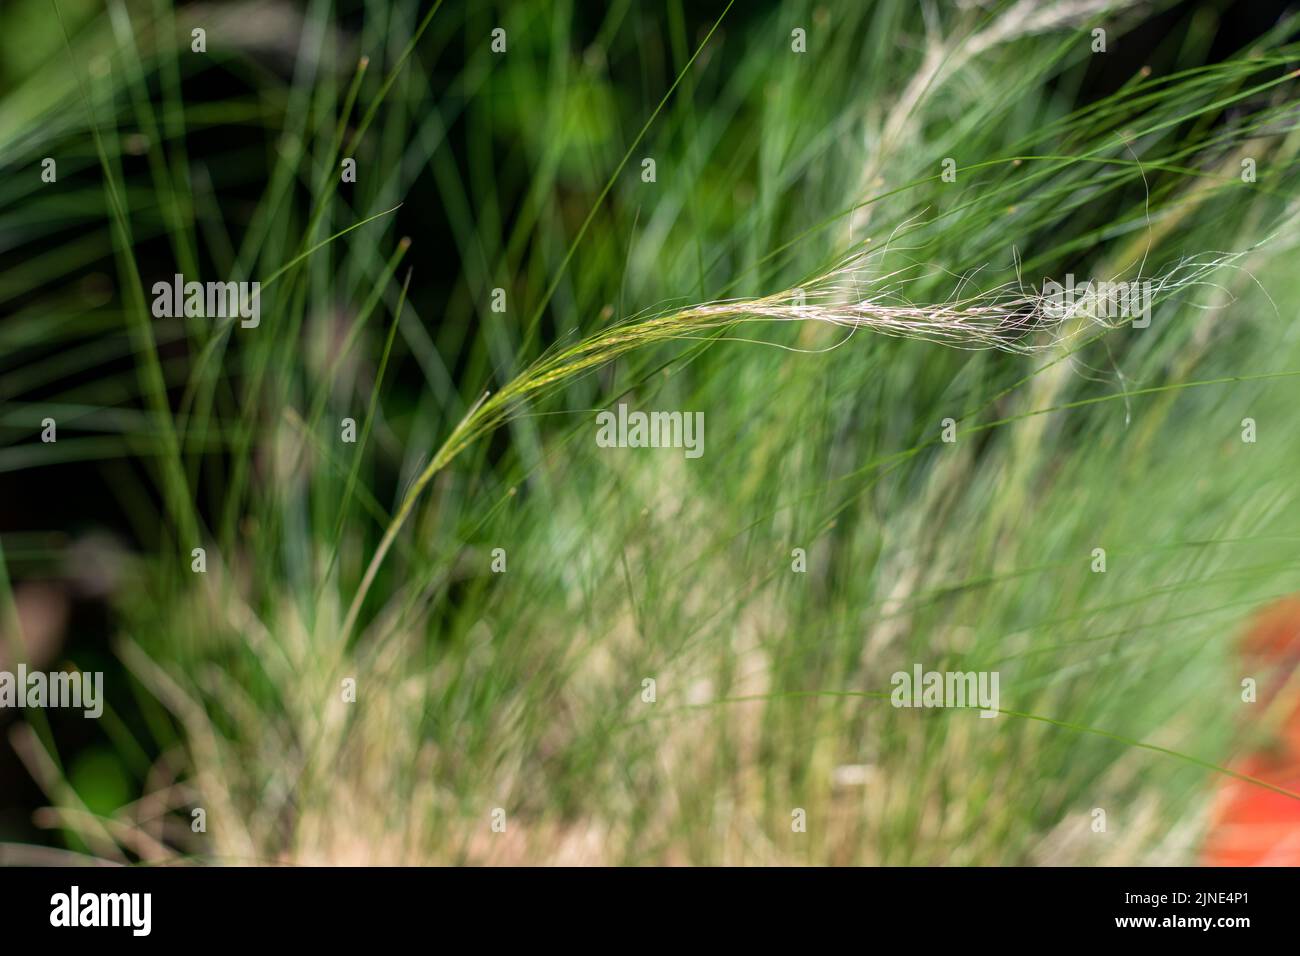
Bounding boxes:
341 247 1224 641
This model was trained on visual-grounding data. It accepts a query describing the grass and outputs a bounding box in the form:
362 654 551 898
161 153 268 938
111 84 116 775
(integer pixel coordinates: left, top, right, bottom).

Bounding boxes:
1 0 1299 864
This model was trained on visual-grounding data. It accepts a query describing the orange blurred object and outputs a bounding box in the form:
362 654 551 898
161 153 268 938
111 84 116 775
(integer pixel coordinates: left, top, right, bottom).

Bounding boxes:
1201 598 1300 865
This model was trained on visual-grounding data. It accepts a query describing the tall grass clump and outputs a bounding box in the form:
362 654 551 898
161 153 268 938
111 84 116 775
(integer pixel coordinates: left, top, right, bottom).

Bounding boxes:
1 0 1299 864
